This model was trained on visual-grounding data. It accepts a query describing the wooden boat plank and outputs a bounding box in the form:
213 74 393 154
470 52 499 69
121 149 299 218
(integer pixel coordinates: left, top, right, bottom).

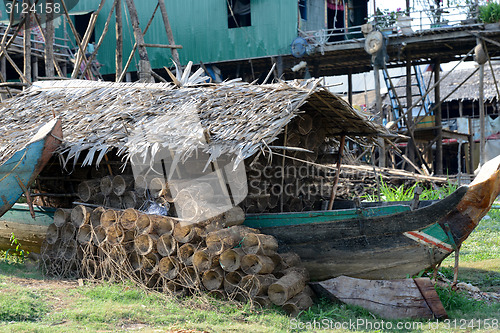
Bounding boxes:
310 276 444 320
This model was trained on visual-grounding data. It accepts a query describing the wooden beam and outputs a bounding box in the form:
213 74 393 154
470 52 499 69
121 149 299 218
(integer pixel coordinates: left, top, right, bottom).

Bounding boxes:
125 0 152 82
157 0 181 68
60 0 90 76
479 61 485 166
142 43 183 49
45 0 55 77
434 58 443 175
115 0 123 81
23 0 31 84
328 135 345 210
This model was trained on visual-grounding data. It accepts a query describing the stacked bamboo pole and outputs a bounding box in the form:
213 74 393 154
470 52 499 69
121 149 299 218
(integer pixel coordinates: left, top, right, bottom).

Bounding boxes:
42 204 312 315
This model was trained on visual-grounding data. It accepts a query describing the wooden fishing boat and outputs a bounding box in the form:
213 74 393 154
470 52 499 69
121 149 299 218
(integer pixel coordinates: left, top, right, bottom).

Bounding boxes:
244 155 500 281
0 118 62 251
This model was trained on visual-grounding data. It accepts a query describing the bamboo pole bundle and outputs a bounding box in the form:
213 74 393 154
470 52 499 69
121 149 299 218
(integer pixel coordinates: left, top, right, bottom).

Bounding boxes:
206 226 254 254
100 209 119 229
201 267 224 291
254 296 272 308
192 248 218 272
53 208 72 227
109 245 127 265
45 223 59 244
76 224 92 244
90 206 106 228
78 179 101 202
134 233 158 255
119 208 139 230
158 256 180 279
100 175 113 196
241 233 278 255
240 254 275 275
239 274 276 298
60 222 76 243
135 214 154 234
71 205 91 228
268 269 307 305
178 243 195 266
223 271 243 293
128 251 142 272
157 234 176 257
164 280 185 296
106 223 124 245
177 198 202 221
152 215 175 236
219 248 245 272
62 239 77 261
112 175 134 196
122 230 135 252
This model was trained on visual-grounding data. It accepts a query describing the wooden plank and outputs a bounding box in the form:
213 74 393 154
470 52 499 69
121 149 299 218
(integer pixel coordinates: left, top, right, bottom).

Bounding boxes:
115 0 123 81
157 0 181 67
125 0 152 82
414 278 448 319
310 276 434 319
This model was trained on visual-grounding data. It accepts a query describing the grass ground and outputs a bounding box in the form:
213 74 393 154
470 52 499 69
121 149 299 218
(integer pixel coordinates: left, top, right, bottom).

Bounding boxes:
0 211 499 332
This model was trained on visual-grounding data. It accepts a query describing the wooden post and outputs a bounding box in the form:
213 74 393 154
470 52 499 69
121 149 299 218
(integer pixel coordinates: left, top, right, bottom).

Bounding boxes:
348 68 353 105
468 117 474 173
45 0 55 77
434 58 443 175
479 62 485 166
32 56 38 81
406 56 415 172
23 0 31 83
157 0 180 68
327 135 345 210
0 56 5 80
374 64 386 167
125 0 152 82
115 0 123 81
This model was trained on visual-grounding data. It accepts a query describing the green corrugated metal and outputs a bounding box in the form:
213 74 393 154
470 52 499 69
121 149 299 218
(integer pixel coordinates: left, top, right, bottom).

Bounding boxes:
69 0 298 75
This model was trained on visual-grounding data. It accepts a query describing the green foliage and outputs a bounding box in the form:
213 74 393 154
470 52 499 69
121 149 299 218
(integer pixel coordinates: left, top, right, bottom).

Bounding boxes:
3 233 29 264
435 285 484 313
361 177 458 202
0 290 48 322
479 2 500 23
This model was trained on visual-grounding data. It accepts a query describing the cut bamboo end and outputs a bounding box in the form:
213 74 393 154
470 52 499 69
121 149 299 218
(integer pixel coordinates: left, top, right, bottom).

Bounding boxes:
62 239 77 261
45 223 59 245
71 205 91 228
120 208 139 230
240 254 275 275
152 215 175 236
219 248 245 272
142 252 159 275
135 214 153 234
105 224 124 245
134 174 148 197
207 290 227 301
100 175 113 196
282 292 313 317
193 248 218 272
149 177 165 199
164 280 185 296
112 175 133 196
158 256 180 280
223 271 243 293
53 208 72 227
268 270 307 306
122 230 136 252
90 206 106 228
178 266 199 289
92 225 106 245
173 224 199 243
108 193 123 209
123 191 139 209
76 224 92 244
60 222 76 243
254 296 272 308
134 234 157 256
128 251 142 272
239 274 276 298
178 243 195 266
78 179 101 202
157 234 177 257
202 267 224 291
100 209 119 229
241 233 278 255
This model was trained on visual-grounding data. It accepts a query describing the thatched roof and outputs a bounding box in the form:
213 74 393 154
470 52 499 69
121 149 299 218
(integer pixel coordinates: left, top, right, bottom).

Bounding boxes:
0 79 391 167
383 64 500 108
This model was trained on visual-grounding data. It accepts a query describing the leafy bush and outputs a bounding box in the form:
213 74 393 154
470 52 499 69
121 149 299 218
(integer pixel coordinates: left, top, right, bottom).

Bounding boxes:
479 2 500 23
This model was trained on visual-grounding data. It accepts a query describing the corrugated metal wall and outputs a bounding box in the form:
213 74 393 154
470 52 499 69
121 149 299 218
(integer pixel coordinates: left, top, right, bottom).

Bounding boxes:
70 0 298 75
